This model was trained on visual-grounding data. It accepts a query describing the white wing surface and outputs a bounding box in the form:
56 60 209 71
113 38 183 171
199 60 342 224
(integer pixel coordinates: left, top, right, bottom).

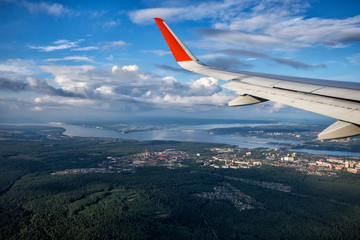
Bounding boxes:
154 18 360 140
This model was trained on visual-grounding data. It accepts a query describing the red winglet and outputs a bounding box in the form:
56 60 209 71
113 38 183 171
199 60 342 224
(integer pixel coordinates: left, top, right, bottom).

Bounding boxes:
154 18 192 62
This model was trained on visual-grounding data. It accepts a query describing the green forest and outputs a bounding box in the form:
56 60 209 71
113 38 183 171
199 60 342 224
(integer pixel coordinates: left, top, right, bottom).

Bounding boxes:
1 126 360 239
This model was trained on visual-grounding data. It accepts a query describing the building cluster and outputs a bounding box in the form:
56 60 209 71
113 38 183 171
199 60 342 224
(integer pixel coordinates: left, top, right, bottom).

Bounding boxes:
203 148 261 169
55 147 359 176
56 149 188 175
266 132 301 138
205 155 262 169
55 168 114 175
197 147 360 176
254 131 318 140
194 182 264 212
103 149 188 170
277 154 360 174
319 158 360 173
223 176 291 192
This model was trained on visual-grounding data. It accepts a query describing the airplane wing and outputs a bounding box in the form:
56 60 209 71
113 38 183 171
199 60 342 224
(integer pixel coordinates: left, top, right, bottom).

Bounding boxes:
154 18 360 140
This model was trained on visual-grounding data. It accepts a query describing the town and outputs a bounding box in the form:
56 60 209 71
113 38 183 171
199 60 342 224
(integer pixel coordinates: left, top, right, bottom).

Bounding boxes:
56 149 189 174
200 147 360 175
56 147 360 176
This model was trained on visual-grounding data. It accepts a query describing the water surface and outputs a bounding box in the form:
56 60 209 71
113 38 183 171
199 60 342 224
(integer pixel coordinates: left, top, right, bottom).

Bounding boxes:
61 124 360 156
62 123 298 149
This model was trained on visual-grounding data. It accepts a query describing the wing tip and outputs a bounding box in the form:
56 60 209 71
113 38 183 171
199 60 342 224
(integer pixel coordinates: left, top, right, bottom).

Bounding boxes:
154 17 194 62
154 17 164 23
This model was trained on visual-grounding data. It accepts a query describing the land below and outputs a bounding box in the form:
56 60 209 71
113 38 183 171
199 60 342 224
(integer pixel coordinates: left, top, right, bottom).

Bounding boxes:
0 125 359 239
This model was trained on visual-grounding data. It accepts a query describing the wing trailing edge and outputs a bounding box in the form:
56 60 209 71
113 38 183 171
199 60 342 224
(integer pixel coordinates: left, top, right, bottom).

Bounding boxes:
154 18 360 140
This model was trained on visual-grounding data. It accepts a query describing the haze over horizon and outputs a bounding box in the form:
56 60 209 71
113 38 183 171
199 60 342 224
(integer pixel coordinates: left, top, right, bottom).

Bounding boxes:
1 0 359 123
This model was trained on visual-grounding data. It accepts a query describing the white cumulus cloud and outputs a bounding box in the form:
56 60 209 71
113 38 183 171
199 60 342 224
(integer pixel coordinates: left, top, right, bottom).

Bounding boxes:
122 65 139 72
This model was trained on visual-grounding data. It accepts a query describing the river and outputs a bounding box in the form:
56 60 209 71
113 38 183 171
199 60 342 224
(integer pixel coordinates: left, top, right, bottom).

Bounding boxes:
58 123 360 157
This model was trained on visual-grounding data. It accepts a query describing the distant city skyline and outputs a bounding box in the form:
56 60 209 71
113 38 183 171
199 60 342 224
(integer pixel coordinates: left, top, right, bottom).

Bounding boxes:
1 0 359 122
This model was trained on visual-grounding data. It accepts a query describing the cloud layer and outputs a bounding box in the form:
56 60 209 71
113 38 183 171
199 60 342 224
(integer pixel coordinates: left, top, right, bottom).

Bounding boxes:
131 0 360 50
215 49 326 69
0 59 234 115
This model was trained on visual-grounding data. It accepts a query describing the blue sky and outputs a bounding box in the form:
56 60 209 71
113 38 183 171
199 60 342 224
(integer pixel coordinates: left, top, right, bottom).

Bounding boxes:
1 0 359 123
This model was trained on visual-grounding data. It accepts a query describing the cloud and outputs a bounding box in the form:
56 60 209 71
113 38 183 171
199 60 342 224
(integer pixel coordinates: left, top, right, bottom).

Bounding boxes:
0 60 230 110
207 2 360 49
252 101 289 115
1 62 234 112
39 64 97 87
187 47 322 70
216 49 326 69
106 55 114 61
132 0 360 49
11 95 114 113
196 28 306 50
271 57 326 69
47 56 94 62
31 39 117 54
128 0 249 24
143 50 171 56
347 53 360 64
103 19 121 29
0 57 247 121
21 1 72 17
204 56 253 69
264 16 360 47
102 41 130 50
267 102 286 113
0 76 86 98
129 7 185 24
121 65 139 72
0 77 27 92
0 59 39 76
95 85 114 95
30 39 80 52
151 93 231 107
33 96 95 107
0 96 109 122
88 10 107 19
198 53 226 59
72 46 99 51
155 64 189 73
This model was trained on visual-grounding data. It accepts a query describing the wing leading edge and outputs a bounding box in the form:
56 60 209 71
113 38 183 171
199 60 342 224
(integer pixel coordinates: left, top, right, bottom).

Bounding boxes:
154 18 360 140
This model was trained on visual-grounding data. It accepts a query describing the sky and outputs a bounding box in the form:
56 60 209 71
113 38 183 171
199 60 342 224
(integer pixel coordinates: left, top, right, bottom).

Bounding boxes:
1 0 359 123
